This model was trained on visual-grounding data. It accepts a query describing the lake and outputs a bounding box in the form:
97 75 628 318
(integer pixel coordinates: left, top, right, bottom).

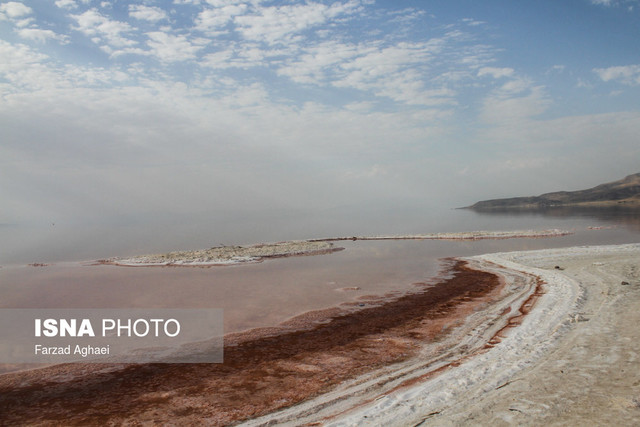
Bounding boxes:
1 206 639 335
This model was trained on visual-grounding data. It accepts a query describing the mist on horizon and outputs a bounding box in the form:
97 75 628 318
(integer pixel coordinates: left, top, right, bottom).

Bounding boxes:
1 0 639 232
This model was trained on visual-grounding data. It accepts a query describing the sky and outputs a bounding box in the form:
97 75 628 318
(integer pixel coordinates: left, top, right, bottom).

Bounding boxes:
1 0 640 229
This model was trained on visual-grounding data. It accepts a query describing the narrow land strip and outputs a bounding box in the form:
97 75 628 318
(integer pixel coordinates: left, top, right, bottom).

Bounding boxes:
103 229 571 267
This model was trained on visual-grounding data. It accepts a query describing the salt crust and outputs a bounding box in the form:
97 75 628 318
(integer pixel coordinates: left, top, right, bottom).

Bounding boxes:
324 243 640 426
109 229 571 267
235 243 638 426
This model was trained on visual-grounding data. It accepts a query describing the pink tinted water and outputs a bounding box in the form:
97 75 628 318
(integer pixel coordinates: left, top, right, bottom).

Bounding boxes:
1 226 638 335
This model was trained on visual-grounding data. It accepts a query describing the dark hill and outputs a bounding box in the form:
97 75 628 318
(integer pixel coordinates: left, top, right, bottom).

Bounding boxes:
467 173 640 210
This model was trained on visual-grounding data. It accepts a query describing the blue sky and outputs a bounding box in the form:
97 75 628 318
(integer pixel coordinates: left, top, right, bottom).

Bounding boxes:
1 0 639 227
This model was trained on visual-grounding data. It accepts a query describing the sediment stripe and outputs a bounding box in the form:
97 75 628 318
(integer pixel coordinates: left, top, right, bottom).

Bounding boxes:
0 260 508 426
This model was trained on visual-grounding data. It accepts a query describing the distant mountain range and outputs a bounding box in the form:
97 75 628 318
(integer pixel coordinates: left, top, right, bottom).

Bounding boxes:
466 173 640 210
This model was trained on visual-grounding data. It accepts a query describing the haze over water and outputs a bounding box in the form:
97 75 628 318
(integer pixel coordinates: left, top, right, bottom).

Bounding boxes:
2 203 639 266
2 206 639 337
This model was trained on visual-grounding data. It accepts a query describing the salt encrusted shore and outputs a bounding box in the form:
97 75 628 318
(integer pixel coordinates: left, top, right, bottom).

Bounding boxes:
4 240 634 426
104 229 571 267
306 243 640 426
104 240 342 266
310 228 572 242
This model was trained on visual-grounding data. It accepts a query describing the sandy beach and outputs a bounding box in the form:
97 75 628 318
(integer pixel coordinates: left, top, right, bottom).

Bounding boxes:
0 243 638 425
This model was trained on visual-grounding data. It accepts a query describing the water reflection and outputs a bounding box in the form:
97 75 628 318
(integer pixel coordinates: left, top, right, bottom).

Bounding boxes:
468 205 640 231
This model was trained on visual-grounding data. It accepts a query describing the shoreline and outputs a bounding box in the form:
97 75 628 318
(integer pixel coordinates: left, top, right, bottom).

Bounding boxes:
0 243 637 425
318 243 640 426
0 258 521 425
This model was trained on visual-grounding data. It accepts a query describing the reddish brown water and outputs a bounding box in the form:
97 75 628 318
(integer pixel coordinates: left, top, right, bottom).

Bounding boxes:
0 228 637 335
0 260 506 426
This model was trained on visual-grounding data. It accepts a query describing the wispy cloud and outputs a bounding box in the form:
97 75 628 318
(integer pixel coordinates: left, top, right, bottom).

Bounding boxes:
1 0 639 227
478 67 514 79
594 64 640 85
0 2 69 44
129 5 168 22
480 77 550 127
15 28 70 44
71 9 137 48
145 32 208 62
55 0 79 10
201 42 284 69
233 0 362 44
590 0 639 9
195 4 248 34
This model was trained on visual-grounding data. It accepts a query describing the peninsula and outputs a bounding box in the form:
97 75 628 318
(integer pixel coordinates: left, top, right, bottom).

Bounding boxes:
466 172 640 210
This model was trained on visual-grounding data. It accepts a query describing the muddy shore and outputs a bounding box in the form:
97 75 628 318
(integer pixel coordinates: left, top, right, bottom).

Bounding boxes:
2 243 637 426
0 260 523 425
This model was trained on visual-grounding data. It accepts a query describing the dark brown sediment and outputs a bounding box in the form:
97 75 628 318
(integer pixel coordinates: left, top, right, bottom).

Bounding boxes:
0 260 506 426
485 277 546 348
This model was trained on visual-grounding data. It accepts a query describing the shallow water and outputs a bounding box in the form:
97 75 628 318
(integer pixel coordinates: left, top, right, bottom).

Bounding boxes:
1 207 639 378
1 207 639 335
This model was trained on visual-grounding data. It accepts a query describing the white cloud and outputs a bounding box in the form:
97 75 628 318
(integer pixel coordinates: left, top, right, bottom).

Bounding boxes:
15 28 69 44
480 79 550 125
308 41 456 105
4 0 640 232
146 32 207 62
276 40 361 84
0 2 32 18
461 18 485 27
0 40 130 93
273 26 499 107
343 101 374 112
221 82 269 107
55 0 78 9
201 43 284 69
129 5 168 22
206 0 260 6
195 4 247 33
14 17 34 28
234 1 362 44
0 41 64 92
546 64 565 75
477 67 514 79
590 0 640 8
593 64 640 85
0 40 47 73
71 9 137 48
200 49 234 67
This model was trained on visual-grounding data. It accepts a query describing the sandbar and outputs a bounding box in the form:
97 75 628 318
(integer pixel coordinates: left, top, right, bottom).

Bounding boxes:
103 229 571 267
104 240 343 267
